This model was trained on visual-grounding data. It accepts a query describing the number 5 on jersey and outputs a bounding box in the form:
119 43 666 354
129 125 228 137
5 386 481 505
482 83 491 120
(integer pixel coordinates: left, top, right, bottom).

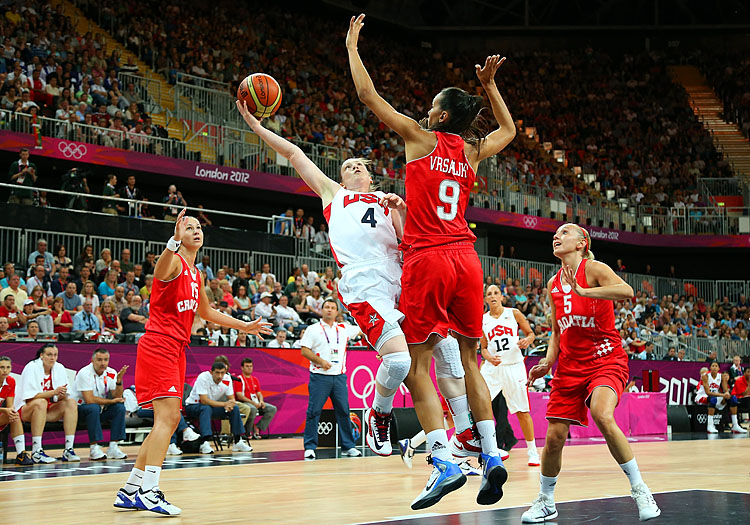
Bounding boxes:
563 294 571 314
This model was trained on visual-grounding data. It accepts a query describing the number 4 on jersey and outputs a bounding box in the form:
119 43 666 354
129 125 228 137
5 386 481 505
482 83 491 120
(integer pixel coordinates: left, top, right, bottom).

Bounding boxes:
361 207 377 228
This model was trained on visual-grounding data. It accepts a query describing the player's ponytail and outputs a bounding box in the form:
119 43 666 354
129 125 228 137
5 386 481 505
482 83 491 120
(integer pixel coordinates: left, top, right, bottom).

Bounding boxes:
423 87 491 152
576 225 595 260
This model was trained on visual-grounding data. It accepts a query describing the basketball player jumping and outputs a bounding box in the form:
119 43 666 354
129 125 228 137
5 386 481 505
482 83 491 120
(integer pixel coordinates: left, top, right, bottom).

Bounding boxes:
480 285 540 467
347 14 516 509
114 209 272 516
523 224 661 522
237 100 413 458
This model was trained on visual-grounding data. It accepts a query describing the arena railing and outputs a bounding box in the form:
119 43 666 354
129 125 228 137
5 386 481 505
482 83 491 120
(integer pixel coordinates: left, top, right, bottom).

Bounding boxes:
638 325 750 362
4 113 749 236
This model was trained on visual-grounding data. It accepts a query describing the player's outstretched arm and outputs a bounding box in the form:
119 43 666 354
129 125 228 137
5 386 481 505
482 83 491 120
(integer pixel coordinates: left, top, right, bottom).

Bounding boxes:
474 55 516 162
198 285 274 339
153 208 188 282
236 101 340 204
346 14 425 143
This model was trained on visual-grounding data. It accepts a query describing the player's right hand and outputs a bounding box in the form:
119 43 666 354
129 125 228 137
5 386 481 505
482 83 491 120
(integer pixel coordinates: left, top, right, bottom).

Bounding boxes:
236 100 261 129
380 193 406 210
527 362 550 387
173 208 187 240
321 360 333 371
243 318 274 339
53 385 67 397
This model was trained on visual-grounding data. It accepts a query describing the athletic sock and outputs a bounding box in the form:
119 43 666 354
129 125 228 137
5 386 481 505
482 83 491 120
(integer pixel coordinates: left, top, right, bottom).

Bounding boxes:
141 465 162 492
372 391 394 415
32 436 42 453
64 435 75 450
526 440 538 455
619 458 644 489
475 419 500 456
123 467 144 493
13 435 25 454
731 414 739 426
540 474 558 498
410 430 426 448
426 429 451 462
446 395 471 433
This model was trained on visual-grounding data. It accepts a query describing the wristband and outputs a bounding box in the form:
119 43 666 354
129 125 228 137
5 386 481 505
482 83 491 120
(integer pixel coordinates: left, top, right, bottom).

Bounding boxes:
167 237 181 252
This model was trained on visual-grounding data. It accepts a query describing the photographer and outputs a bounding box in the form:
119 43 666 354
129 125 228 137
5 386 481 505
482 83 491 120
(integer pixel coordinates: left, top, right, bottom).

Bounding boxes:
61 167 90 210
8 147 37 206
162 184 187 221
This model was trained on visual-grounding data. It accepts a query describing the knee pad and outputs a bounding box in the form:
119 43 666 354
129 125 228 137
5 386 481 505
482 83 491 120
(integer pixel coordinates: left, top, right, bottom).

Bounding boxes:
708 397 718 407
434 336 465 379
729 395 739 407
376 352 411 390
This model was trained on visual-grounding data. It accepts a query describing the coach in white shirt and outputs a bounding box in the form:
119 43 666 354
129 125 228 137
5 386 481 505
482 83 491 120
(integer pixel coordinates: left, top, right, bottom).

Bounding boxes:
74 348 129 460
185 361 252 453
300 298 361 459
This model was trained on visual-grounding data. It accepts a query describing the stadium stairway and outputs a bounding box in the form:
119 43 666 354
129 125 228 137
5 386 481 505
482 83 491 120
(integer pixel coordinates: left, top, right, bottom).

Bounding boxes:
670 65 750 186
55 0 214 162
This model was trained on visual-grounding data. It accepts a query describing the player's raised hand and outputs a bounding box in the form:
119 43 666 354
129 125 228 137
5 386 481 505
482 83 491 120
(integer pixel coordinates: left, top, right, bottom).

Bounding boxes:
475 54 506 86
243 318 274 339
173 208 188 241
236 100 262 129
346 13 365 50
561 264 583 296
380 193 406 210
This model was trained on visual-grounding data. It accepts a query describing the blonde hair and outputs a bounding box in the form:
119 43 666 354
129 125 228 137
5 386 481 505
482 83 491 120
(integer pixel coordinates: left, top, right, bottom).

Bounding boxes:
572 224 595 260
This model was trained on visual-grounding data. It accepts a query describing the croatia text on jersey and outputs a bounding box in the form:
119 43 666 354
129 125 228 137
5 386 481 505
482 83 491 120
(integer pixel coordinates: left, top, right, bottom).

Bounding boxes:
430 155 469 178
177 299 199 313
557 314 596 333
343 193 390 215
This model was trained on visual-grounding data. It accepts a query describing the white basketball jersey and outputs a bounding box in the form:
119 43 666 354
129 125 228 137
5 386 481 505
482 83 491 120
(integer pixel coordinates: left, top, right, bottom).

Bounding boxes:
323 189 399 267
696 372 722 399
483 308 523 365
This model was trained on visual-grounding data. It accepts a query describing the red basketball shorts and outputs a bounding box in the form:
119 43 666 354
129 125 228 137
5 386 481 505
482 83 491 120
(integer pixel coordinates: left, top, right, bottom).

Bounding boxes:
400 242 484 344
546 356 629 427
135 332 187 409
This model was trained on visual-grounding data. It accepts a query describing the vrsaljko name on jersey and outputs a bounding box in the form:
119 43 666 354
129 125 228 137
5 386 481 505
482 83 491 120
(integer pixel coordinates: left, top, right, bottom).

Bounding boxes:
430 155 469 178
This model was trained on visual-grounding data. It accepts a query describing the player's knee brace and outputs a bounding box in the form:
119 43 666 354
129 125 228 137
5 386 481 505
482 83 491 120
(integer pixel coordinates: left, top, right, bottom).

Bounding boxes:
376 351 411 391
433 337 465 379
729 395 739 407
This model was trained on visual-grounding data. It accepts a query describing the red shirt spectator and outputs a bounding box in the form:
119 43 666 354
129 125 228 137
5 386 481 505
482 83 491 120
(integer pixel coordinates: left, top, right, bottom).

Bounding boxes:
731 370 750 398
240 373 262 401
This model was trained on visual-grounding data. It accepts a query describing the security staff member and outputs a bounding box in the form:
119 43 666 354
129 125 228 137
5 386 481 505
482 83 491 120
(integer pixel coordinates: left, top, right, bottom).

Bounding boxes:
301 298 362 460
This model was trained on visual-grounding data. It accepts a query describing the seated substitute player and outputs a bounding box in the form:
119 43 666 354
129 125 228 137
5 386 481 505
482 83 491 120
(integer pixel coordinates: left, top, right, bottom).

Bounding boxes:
15 343 80 463
480 285 540 467
0 355 34 464
73 348 129 460
184 361 253 454
237 99 411 457
524 224 660 522
696 360 744 434
236 357 277 439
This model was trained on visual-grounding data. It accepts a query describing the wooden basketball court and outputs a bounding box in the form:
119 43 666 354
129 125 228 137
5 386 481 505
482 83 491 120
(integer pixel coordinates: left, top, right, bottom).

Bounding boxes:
1 434 747 524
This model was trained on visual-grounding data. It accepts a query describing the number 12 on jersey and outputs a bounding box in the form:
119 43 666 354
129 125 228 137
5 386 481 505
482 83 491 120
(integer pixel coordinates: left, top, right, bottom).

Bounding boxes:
494 338 510 352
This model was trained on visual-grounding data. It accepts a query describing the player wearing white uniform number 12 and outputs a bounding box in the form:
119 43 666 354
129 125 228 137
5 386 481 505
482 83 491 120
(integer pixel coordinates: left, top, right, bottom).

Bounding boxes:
237 97 413 458
480 285 540 467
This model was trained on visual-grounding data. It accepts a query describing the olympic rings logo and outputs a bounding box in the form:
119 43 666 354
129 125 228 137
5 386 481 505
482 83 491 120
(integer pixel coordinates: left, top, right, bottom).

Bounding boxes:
58 141 88 159
318 421 333 435
349 364 409 404
522 216 538 229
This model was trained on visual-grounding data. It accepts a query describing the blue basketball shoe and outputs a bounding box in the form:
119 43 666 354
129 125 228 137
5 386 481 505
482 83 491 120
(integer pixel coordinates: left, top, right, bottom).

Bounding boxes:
476 453 508 505
113 488 138 510
410 456 466 510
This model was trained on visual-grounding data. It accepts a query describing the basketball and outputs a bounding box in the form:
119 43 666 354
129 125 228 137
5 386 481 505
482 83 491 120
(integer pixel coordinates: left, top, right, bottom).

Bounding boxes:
237 73 282 119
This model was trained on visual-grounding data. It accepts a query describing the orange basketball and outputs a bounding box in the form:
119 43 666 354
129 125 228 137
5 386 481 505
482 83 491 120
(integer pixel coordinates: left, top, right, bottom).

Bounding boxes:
237 73 282 119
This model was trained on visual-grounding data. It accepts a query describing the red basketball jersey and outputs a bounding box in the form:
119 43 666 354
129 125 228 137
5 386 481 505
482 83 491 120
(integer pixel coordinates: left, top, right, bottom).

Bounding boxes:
551 259 625 364
145 252 201 344
402 131 477 250
0 375 15 406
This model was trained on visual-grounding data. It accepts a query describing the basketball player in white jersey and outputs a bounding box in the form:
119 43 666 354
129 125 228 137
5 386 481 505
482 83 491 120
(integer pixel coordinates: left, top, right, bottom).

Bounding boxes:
237 101 412 456
480 285 540 466
696 361 742 433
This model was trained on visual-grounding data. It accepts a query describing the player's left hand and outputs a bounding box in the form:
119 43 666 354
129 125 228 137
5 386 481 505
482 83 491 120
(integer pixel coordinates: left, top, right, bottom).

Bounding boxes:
561 264 586 297
346 13 365 50
236 99 263 129
380 193 406 210
117 365 129 380
173 208 188 241
243 318 274 340
475 54 506 86
518 337 531 350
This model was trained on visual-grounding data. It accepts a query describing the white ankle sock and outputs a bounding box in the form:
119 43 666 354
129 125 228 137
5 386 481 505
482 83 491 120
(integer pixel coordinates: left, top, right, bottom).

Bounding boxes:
526 440 538 454
141 465 162 492
731 414 739 425
446 395 471 434
475 420 499 456
426 429 451 461
124 467 144 493
64 435 75 450
13 435 25 454
620 458 644 489
540 474 558 498
32 436 42 453
372 392 394 414
411 430 426 448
